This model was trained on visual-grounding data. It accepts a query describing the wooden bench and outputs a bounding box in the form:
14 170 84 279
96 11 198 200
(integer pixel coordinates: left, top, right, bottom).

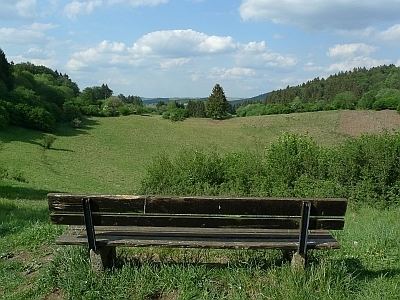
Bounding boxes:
48 194 347 271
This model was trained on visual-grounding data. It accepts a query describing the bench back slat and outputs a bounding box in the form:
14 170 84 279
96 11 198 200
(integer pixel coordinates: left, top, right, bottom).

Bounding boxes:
48 194 347 230
50 213 344 229
48 194 347 216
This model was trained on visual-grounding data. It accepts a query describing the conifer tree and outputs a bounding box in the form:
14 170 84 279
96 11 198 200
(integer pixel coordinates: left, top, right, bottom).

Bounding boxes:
0 48 13 91
206 84 229 119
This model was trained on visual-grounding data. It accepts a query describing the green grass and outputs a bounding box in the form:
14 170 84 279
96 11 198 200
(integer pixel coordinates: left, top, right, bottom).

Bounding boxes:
1 111 400 299
0 111 356 194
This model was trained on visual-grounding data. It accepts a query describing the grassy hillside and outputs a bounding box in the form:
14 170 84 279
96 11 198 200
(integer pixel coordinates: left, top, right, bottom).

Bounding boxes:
1 111 400 299
2 110 400 194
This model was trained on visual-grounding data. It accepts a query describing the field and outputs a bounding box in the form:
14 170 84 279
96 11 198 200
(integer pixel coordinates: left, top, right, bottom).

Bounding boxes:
1 110 400 299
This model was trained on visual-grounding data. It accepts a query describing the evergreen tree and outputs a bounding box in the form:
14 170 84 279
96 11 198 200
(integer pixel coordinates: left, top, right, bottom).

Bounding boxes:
206 84 229 119
187 100 206 118
0 48 14 91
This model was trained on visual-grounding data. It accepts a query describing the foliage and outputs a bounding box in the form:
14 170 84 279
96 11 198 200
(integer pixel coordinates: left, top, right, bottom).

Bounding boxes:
0 101 9 129
141 132 400 207
0 49 151 131
70 118 82 128
238 65 400 117
206 84 230 119
372 88 400 110
186 100 206 118
162 101 188 121
41 134 57 149
0 48 14 91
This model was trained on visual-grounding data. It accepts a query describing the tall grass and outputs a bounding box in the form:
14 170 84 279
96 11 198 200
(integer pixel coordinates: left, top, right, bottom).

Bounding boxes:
141 132 400 206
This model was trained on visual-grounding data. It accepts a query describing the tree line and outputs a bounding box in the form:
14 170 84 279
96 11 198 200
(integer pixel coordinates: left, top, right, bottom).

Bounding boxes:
159 84 232 121
237 65 400 117
0 48 233 131
0 48 147 131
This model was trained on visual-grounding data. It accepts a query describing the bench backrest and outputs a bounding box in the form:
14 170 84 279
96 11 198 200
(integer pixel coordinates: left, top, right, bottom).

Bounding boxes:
48 194 347 230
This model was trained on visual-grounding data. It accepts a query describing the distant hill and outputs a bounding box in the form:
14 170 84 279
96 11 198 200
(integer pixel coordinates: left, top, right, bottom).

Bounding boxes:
143 97 244 105
240 92 269 103
236 65 400 117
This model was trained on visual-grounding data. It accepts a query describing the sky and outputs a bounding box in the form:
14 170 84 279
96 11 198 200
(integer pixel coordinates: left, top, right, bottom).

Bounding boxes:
1 0 400 98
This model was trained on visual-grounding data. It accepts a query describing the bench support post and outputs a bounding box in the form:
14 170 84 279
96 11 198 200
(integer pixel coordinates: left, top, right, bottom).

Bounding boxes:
292 201 311 269
82 198 97 252
90 247 116 272
82 198 116 271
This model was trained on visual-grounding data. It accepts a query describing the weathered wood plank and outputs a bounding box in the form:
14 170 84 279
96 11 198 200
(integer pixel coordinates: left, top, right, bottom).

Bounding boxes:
62 226 336 239
56 233 339 250
48 194 347 217
50 213 344 229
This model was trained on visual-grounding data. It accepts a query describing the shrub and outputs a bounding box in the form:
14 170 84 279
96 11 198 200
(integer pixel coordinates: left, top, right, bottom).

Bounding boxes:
372 88 400 110
71 118 82 128
63 101 82 121
118 105 131 116
41 134 57 149
332 91 357 109
140 132 400 207
169 108 187 121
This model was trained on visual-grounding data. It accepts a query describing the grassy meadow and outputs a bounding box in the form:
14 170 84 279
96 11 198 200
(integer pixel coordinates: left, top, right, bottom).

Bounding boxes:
1 110 400 299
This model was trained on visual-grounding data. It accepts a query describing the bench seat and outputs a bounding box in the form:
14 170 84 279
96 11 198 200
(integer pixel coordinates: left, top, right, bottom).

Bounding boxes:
57 226 339 250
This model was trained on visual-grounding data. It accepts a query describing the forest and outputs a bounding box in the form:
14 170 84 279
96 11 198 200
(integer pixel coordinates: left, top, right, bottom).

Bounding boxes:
0 49 145 132
237 65 400 116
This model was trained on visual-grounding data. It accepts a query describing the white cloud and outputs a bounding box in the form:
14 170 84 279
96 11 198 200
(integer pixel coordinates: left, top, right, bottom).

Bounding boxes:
131 29 236 57
210 67 256 79
67 40 128 70
9 54 57 68
326 43 389 72
327 43 390 72
64 0 103 19
327 43 376 59
159 58 191 69
16 0 37 17
236 41 297 69
379 24 400 41
64 0 168 18
67 30 238 70
0 23 56 45
328 57 390 72
67 30 296 75
240 0 400 29
303 62 324 72
0 0 38 18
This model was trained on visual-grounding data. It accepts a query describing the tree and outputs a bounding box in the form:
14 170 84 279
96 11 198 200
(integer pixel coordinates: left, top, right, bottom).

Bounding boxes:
186 100 206 117
0 48 13 91
206 84 229 119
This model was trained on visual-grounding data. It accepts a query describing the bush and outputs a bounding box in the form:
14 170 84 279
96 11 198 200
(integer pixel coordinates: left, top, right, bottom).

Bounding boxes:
41 134 57 149
63 101 82 121
162 106 187 122
9 103 56 132
332 91 357 109
140 132 400 207
71 118 82 128
372 88 400 110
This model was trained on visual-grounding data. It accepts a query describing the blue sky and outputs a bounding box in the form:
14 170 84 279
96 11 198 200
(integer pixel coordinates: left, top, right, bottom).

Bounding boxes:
1 0 400 98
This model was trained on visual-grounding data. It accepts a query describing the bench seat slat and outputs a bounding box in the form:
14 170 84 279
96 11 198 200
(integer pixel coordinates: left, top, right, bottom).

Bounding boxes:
50 213 344 230
48 194 347 217
56 227 339 250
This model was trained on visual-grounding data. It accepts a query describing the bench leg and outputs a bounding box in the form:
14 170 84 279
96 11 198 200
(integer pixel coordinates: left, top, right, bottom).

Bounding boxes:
89 246 116 272
291 252 306 270
282 250 294 262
